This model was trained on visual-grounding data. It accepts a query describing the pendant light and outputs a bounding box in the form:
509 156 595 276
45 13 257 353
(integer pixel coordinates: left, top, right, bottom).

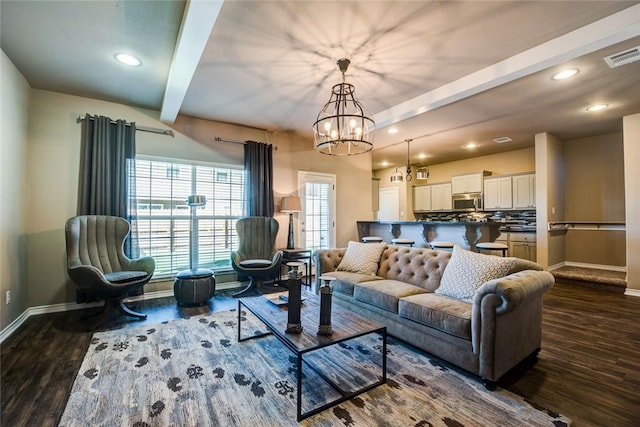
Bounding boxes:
390 168 403 182
313 58 375 156
404 139 413 182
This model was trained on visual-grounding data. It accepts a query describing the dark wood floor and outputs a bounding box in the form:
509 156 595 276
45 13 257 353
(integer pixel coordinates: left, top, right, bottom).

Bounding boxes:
1 282 639 426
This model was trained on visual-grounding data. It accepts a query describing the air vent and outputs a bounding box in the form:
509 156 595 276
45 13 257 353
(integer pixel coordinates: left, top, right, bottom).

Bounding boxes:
493 137 512 144
604 46 640 68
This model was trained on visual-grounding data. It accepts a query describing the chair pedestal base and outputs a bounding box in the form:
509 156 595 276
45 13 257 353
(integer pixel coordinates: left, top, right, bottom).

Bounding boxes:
233 278 258 298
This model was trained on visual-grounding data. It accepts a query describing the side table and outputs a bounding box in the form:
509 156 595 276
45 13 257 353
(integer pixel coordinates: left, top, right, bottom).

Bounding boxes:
173 268 216 305
280 248 312 287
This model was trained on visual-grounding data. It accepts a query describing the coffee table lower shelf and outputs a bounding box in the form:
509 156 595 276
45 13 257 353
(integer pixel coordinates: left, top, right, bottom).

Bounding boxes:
237 295 387 421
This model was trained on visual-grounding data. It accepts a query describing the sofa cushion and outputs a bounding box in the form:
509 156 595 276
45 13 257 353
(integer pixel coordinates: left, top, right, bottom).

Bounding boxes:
398 293 472 340
354 280 428 313
337 241 386 275
435 245 516 303
321 271 384 296
378 246 451 292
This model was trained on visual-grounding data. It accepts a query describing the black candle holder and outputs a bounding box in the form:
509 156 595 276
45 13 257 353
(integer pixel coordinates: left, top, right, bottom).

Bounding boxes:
317 275 335 336
285 261 304 334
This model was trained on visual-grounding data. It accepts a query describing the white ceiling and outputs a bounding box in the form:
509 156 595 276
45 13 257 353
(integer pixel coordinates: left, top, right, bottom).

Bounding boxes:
2 1 640 170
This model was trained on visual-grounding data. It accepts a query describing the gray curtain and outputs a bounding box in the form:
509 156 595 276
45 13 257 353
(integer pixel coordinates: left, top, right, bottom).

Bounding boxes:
78 114 139 302
244 140 274 217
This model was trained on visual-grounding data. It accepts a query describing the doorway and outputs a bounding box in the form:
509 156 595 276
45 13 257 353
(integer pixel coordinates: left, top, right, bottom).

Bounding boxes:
378 187 400 221
298 171 336 252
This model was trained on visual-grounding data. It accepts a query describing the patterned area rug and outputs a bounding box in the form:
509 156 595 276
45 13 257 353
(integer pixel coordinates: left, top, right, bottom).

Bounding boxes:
60 308 570 426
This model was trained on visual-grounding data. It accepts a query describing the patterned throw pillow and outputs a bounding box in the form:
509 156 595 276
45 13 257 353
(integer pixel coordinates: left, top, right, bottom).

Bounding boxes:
435 245 516 303
337 241 386 275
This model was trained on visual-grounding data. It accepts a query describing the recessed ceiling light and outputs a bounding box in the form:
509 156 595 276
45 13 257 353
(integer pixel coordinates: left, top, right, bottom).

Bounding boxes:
380 161 390 167
115 53 142 66
464 142 477 149
388 127 399 134
586 104 609 112
552 69 579 80
417 153 428 160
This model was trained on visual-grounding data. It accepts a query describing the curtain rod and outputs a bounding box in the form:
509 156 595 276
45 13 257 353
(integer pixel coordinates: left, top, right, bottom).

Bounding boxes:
77 114 174 137
215 136 277 150
214 136 246 145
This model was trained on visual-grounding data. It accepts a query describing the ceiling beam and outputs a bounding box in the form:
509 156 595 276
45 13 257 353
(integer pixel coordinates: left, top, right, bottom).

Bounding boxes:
160 0 224 123
373 4 640 131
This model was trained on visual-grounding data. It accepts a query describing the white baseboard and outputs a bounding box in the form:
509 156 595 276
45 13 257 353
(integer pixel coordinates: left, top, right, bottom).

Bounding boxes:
548 261 627 273
0 281 243 344
624 288 640 297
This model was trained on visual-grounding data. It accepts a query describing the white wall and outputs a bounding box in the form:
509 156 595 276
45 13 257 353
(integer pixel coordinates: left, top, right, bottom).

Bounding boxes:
0 51 30 330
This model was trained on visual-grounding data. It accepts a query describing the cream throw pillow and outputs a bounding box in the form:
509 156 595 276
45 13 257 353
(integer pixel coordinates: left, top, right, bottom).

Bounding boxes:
435 245 516 303
337 241 386 275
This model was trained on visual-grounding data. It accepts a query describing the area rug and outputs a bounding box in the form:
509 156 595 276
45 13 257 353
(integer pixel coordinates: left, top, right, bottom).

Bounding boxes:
59 308 570 426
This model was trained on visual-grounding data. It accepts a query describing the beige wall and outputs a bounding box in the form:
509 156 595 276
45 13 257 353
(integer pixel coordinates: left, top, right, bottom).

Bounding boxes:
564 133 625 266
624 114 640 291
21 89 373 314
0 51 31 330
374 147 535 220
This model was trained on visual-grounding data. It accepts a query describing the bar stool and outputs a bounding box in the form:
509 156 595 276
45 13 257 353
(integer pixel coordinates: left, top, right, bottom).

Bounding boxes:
476 242 509 257
429 241 455 251
362 236 383 243
391 238 415 247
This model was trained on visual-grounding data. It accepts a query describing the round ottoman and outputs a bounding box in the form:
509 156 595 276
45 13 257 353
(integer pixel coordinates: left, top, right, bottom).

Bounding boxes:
173 268 216 306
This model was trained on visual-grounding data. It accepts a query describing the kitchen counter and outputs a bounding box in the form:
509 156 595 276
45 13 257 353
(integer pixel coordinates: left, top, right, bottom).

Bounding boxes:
357 220 503 251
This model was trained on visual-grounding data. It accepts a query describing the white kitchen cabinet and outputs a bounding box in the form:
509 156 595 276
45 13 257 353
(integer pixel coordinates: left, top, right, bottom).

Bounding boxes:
412 185 431 212
431 183 452 211
451 172 489 194
513 174 536 209
508 232 536 262
484 177 513 210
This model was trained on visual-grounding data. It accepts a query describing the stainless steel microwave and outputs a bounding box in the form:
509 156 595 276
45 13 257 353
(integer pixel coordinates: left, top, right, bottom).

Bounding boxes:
452 192 483 212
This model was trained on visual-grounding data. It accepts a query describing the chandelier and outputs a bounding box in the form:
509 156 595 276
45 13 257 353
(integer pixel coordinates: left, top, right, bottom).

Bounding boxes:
313 58 375 156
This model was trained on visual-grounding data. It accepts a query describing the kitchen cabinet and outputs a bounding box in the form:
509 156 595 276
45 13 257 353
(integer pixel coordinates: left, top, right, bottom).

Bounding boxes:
513 174 536 209
508 232 536 262
451 171 490 194
431 183 452 211
484 177 513 210
413 185 431 212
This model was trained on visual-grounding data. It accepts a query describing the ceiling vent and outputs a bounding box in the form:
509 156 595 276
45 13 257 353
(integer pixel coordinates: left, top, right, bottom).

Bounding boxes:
493 137 512 143
604 46 640 68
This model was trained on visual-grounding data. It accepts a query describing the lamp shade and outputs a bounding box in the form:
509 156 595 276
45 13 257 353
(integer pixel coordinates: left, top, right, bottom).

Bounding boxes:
187 195 207 207
281 196 301 213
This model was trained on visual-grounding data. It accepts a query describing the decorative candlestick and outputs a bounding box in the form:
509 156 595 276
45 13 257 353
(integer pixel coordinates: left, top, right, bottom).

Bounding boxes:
317 275 335 336
285 261 304 334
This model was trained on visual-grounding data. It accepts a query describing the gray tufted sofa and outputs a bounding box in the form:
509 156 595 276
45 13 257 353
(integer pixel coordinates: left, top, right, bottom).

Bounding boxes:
313 245 554 388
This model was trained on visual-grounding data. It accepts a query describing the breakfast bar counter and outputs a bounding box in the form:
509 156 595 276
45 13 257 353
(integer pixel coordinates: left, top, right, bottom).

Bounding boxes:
357 220 503 251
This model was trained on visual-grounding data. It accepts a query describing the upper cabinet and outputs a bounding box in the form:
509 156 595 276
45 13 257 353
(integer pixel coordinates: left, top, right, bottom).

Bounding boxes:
413 183 451 212
484 173 536 211
413 185 431 212
451 171 490 194
513 174 536 209
484 177 513 210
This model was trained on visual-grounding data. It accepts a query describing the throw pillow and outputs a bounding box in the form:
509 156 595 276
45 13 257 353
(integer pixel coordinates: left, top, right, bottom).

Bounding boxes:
435 245 516 303
337 241 386 275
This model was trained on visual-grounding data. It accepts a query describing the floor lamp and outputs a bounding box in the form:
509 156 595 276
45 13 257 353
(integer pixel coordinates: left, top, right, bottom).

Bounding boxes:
173 195 216 306
281 196 302 249
187 195 207 270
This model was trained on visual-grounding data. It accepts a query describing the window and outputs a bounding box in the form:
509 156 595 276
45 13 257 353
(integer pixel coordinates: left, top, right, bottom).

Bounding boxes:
132 157 245 278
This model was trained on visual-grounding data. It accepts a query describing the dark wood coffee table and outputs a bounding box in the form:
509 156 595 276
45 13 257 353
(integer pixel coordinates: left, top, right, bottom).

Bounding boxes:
238 292 387 421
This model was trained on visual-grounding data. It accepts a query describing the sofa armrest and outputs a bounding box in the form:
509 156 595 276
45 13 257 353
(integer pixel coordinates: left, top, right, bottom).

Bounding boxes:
312 248 346 288
473 270 554 315
471 270 554 380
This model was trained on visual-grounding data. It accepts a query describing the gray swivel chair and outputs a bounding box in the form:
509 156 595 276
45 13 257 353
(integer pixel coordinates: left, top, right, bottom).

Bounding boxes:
231 216 283 297
65 215 155 319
